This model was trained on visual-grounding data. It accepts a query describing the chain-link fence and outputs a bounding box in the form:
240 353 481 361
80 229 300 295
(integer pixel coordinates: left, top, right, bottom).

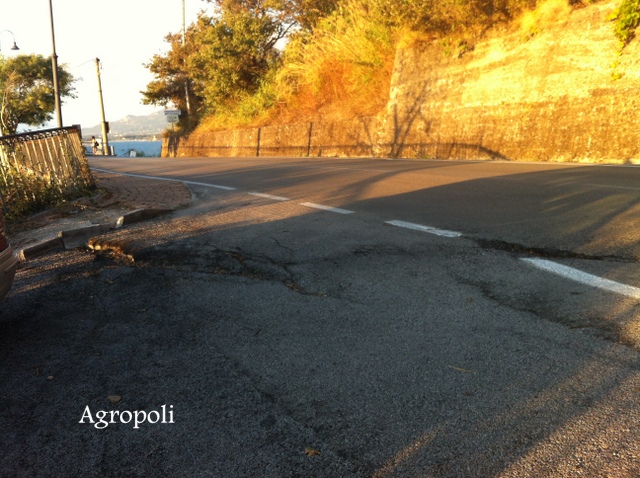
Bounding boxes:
0 126 95 220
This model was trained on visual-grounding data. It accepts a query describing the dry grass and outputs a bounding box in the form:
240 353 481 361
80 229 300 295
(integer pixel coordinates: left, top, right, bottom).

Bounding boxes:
195 0 594 133
519 0 573 39
272 0 397 122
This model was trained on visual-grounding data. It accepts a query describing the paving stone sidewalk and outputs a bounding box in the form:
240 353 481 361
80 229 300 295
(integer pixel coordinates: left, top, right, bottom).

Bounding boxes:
8 170 193 256
91 170 193 210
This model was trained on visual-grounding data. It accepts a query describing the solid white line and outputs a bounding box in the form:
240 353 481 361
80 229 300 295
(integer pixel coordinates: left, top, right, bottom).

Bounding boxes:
314 165 390 173
183 181 236 191
248 192 290 201
521 258 640 299
385 220 463 238
91 168 237 190
299 202 354 214
585 183 640 192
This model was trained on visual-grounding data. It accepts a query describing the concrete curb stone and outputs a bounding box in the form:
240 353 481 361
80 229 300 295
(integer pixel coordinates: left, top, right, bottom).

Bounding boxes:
18 208 172 261
19 237 65 261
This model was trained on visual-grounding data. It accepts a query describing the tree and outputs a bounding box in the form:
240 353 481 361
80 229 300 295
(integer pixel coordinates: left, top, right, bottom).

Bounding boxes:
0 54 75 135
142 29 200 130
206 0 338 31
281 0 339 30
187 7 287 115
143 0 313 128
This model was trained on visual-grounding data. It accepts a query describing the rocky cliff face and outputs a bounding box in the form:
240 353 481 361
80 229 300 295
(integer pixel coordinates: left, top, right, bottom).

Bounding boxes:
171 1 640 164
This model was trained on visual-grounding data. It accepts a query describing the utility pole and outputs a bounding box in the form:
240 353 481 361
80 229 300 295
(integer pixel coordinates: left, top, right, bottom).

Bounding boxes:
48 0 63 128
95 58 110 155
182 0 191 117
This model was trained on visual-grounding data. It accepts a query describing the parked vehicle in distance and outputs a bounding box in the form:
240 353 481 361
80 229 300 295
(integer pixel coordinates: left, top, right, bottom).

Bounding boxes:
0 209 18 300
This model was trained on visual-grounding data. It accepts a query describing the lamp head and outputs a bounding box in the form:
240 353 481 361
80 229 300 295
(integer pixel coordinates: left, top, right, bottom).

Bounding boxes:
0 31 19 52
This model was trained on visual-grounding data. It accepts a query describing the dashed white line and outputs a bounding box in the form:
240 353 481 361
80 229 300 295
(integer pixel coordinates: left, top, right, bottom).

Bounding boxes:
182 180 236 191
91 168 237 190
385 220 463 238
248 192 290 201
522 258 640 299
585 183 640 192
92 167 638 301
299 202 354 214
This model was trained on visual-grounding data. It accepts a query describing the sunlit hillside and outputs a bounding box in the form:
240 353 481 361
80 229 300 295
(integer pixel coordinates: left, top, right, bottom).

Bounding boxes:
143 0 639 136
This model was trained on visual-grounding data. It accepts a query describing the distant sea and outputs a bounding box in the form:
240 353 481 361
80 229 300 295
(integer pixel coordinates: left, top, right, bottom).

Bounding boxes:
86 140 163 158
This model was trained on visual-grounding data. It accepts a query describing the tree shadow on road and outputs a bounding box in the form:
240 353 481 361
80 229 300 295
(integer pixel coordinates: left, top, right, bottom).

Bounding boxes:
2 159 640 477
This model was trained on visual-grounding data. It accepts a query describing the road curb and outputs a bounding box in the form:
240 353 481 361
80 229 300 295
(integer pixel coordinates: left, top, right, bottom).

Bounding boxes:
59 222 122 249
19 236 65 261
18 208 173 261
121 208 173 225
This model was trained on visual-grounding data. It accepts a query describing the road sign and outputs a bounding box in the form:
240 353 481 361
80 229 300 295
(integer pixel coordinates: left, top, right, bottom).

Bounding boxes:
165 109 181 123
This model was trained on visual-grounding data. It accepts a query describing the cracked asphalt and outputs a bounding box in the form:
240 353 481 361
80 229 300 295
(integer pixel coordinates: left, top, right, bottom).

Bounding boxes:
2 159 640 477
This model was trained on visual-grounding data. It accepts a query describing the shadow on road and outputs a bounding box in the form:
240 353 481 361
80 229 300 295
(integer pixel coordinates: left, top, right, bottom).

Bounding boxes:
2 159 639 476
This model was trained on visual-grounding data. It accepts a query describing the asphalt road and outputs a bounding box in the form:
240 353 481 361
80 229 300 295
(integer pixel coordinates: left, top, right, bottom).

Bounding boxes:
91 155 640 258
2 156 640 477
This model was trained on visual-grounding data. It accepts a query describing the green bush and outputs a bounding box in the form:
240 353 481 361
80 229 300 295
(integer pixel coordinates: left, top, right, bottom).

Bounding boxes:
610 0 640 45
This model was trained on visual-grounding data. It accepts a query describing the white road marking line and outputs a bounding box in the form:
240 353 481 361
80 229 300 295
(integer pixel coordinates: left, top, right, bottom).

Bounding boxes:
521 258 640 299
385 220 463 238
183 181 236 191
299 202 354 214
585 183 640 192
313 165 390 173
91 168 237 190
248 192 290 201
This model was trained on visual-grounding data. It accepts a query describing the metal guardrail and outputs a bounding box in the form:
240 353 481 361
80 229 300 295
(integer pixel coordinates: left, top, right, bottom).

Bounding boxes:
0 126 95 219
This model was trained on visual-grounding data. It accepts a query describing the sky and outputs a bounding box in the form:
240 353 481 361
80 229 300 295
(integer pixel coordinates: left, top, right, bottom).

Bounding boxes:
2 0 212 129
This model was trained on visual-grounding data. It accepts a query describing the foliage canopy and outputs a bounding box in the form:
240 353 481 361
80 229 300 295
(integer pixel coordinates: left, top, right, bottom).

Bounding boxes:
609 0 640 45
143 0 300 130
0 54 75 135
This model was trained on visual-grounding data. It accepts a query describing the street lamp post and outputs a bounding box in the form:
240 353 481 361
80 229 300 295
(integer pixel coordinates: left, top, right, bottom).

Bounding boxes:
0 31 18 137
0 30 19 52
48 0 63 128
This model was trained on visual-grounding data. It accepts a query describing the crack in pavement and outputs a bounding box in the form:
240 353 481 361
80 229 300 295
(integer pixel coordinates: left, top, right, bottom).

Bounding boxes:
473 238 637 263
88 239 325 297
456 275 623 346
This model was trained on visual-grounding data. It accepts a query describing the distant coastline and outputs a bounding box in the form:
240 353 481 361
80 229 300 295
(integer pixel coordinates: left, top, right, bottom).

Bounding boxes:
80 110 167 140
84 140 162 158
107 134 162 141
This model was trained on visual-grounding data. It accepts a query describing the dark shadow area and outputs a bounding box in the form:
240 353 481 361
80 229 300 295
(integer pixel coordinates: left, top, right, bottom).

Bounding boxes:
165 132 181 158
408 141 510 161
343 164 640 262
385 78 431 159
156 158 640 262
1 159 639 476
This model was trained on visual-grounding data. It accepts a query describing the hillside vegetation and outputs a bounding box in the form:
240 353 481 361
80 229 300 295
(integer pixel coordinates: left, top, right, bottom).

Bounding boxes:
143 0 636 135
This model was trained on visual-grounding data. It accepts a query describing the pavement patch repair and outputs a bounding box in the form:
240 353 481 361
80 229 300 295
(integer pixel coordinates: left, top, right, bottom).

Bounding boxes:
2 167 640 477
